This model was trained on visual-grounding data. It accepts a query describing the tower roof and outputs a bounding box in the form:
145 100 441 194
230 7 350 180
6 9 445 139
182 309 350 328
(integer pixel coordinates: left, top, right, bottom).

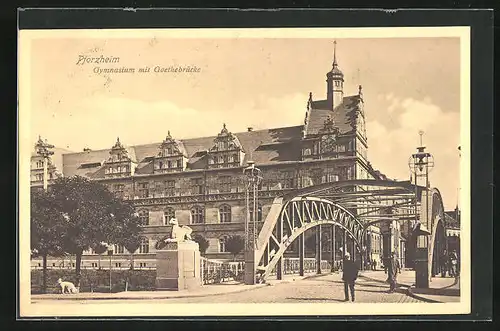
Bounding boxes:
327 40 344 78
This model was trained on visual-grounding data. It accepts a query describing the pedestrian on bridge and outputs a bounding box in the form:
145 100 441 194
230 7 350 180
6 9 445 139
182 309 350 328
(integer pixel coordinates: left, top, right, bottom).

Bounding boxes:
342 252 359 302
387 252 400 293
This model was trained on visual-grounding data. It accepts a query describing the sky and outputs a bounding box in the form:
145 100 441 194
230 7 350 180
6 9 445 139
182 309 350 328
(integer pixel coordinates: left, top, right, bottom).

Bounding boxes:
28 36 461 210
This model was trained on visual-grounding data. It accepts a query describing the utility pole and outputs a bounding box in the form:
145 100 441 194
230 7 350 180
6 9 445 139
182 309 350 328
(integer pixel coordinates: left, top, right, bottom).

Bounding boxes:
243 161 263 285
34 135 55 191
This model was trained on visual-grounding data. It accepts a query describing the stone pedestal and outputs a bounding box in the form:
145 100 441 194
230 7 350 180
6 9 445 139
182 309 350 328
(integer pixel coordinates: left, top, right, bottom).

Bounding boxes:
156 241 201 291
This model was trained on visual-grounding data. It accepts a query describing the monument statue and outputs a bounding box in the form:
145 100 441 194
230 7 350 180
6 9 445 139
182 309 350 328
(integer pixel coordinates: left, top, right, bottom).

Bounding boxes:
155 218 194 249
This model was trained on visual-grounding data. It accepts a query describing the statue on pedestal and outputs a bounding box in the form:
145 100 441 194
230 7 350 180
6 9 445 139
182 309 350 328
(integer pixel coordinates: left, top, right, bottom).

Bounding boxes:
155 218 194 250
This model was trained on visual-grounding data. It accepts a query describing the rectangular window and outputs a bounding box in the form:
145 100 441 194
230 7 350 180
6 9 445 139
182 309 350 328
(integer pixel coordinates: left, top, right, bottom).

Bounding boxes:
164 180 176 196
324 172 339 183
281 171 295 189
91 262 97 268
115 262 121 268
138 182 149 198
139 239 149 254
114 244 124 254
219 176 231 193
113 184 125 198
191 178 204 195
176 159 182 168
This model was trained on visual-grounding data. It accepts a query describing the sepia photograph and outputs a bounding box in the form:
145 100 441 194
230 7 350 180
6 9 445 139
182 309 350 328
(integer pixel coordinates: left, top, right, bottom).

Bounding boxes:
18 26 471 317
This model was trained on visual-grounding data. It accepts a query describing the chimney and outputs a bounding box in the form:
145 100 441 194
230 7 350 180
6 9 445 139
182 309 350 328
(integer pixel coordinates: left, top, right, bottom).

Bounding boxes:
247 127 253 132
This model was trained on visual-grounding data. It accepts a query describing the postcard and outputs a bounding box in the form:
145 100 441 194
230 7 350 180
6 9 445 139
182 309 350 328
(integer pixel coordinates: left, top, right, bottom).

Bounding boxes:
18 26 470 317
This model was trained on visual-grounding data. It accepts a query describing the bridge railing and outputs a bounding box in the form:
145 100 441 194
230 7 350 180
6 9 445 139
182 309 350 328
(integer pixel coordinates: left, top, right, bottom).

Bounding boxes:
200 257 331 284
200 258 246 285
269 258 331 276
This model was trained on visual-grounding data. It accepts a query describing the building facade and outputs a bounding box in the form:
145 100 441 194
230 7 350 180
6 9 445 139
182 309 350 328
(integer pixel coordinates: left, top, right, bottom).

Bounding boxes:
31 46 393 269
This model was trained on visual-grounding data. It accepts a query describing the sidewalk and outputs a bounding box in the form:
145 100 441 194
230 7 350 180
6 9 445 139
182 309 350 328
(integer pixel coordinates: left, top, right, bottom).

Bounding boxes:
32 281 269 301
359 269 460 303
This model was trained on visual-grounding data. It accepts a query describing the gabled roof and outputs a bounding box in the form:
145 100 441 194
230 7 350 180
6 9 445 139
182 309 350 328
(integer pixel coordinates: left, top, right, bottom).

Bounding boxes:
305 95 361 136
61 126 304 178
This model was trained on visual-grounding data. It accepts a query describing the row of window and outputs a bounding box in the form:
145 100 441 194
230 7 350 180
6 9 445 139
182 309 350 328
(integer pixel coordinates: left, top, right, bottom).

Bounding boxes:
155 159 183 170
32 173 54 181
138 204 263 226
208 154 239 165
110 168 354 199
105 165 130 174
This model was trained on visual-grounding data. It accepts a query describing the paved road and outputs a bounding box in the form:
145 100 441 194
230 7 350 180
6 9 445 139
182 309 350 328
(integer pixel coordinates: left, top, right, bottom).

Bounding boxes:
32 273 421 304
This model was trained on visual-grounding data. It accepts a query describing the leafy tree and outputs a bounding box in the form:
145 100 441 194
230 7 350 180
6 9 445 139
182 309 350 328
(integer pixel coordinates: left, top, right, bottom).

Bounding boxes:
121 235 143 270
51 176 143 287
192 234 209 255
31 188 67 293
92 242 108 270
224 235 244 261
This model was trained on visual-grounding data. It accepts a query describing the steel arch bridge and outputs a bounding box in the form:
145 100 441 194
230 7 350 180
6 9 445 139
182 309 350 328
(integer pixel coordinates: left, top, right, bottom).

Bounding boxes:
254 179 448 284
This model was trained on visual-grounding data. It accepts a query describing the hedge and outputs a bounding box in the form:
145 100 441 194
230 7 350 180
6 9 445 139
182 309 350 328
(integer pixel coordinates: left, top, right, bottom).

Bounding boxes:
31 269 157 294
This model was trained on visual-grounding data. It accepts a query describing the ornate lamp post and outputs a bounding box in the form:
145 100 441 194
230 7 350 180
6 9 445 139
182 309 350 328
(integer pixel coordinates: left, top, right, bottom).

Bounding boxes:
408 131 434 288
243 161 263 285
34 135 55 191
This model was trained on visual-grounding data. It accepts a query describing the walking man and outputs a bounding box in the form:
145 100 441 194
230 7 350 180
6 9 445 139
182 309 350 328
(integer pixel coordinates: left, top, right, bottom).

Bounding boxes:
387 252 400 293
440 249 449 277
342 252 359 302
449 250 458 278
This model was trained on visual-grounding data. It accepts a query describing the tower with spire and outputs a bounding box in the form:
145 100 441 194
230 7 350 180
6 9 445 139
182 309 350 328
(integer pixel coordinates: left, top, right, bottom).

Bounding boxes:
326 40 345 110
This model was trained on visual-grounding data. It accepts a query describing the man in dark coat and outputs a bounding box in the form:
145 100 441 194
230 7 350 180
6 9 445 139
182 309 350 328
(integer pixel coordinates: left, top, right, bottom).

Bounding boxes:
342 252 359 302
387 252 400 293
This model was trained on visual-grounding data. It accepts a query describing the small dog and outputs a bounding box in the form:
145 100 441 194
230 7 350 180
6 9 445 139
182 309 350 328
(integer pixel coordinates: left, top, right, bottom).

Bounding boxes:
57 278 79 294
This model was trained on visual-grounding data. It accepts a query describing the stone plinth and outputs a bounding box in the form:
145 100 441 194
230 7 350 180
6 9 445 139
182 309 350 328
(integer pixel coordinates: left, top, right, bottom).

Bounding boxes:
156 241 201 291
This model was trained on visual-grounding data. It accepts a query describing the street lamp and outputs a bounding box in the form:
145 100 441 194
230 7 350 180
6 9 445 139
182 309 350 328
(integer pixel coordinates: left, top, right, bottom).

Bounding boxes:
243 161 263 285
408 131 434 288
34 135 55 191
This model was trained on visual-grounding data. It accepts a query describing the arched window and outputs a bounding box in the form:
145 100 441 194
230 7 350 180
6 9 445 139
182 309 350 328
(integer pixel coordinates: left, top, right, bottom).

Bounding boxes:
249 204 263 222
219 204 232 223
138 210 149 226
191 206 204 224
164 207 175 225
158 161 163 169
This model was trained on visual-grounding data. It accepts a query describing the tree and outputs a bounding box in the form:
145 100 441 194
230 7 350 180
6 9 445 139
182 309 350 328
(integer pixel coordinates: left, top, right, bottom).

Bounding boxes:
51 176 143 288
31 189 66 293
224 235 244 261
192 234 209 255
121 235 143 271
92 242 108 270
